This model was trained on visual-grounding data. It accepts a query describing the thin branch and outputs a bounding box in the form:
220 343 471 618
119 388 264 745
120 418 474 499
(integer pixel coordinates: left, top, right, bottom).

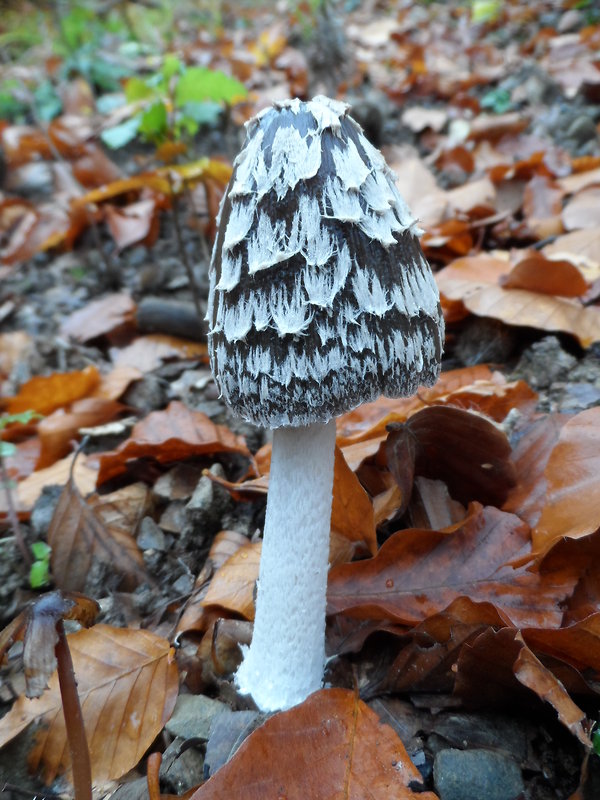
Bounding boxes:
0 458 31 568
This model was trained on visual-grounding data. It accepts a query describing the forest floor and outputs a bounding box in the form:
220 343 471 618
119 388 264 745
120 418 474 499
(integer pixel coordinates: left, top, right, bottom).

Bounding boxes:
1 1 600 799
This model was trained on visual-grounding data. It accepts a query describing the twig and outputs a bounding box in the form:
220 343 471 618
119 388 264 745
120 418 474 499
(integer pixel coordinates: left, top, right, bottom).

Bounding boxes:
167 172 204 321
0 458 31 568
55 620 92 800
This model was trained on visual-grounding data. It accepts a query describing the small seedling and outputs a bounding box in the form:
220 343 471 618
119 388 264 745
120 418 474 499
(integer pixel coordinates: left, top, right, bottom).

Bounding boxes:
0 591 99 800
29 541 52 589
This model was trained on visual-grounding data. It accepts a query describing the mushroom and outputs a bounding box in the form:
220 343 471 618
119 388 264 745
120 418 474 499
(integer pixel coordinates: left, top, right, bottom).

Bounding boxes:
207 96 444 711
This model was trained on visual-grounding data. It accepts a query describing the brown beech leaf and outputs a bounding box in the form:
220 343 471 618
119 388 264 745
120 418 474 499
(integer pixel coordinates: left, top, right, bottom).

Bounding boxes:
336 365 495 445
455 628 592 747
533 407 600 554
201 541 261 621
110 334 208 372
6 365 100 415
104 198 160 251
499 254 589 297
60 292 137 343
328 504 577 629
503 414 569 529
437 254 600 346
48 475 147 592
36 397 125 469
0 624 178 785
331 446 377 562
523 613 600 675
386 406 516 510
96 401 250 486
377 596 511 695
191 688 437 800
16 453 98 515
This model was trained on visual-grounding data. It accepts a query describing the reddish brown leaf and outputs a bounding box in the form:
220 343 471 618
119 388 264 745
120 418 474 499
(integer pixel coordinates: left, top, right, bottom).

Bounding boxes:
533 407 600 554
15 453 98 515
96 401 250 486
499 254 589 297
503 414 568 528
104 198 160 251
437 254 600 346
191 689 437 800
48 476 148 592
328 504 577 629
202 541 260 620
110 334 208 372
37 397 125 469
455 628 592 747
387 406 516 510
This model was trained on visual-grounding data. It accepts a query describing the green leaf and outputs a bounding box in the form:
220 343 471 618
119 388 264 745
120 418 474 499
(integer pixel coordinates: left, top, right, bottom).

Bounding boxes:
138 100 168 141
471 0 503 23
161 54 182 81
0 410 42 429
29 559 50 589
180 101 223 126
174 66 246 108
125 76 155 103
593 728 600 757
33 80 62 122
0 441 16 458
101 116 141 149
481 87 512 114
31 541 51 561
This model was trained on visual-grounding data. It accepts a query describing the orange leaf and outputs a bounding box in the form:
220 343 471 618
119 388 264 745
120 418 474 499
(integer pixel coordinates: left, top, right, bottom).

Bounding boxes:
532 407 600 554
37 397 125 469
499 254 588 297
202 541 261 620
6 365 100 415
0 625 178 786
191 689 437 800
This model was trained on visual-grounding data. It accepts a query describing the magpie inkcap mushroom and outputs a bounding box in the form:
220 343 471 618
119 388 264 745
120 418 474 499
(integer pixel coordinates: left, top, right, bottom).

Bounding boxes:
207 95 444 712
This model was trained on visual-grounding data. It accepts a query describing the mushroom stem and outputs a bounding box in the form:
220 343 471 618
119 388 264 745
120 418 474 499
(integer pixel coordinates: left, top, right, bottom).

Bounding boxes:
236 419 337 711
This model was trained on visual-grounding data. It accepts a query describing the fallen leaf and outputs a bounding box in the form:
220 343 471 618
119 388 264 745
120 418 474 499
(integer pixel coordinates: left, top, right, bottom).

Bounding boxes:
328 503 578 629
96 401 250 486
16 453 98 515
48 476 147 592
60 293 137 343
191 689 437 799
455 628 592 746
499 254 588 297
110 334 208 372
202 541 261 620
532 407 600 554
0 625 178 785
6 366 100 415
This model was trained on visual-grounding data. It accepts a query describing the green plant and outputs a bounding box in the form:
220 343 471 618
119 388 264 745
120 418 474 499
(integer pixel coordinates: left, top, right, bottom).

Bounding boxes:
29 541 52 589
0 411 41 458
101 55 247 150
471 0 503 24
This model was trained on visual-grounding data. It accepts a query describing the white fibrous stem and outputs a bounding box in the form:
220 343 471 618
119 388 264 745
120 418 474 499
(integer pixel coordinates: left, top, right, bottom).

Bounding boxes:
235 419 336 711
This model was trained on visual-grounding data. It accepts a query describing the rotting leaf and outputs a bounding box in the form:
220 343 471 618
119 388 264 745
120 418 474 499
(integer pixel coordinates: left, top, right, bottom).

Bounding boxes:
60 292 137 343
48 474 148 592
387 406 516 510
0 624 178 786
328 503 579 629
190 688 437 800
455 628 592 747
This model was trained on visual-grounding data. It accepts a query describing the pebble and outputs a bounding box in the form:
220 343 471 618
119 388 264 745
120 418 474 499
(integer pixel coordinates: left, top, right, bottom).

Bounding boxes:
136 516 167 551
433 748 524 800
165 694 228 741
204 709 264 777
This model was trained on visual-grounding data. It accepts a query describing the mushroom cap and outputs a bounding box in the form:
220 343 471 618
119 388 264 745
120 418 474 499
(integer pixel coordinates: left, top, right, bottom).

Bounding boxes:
207 95 444 428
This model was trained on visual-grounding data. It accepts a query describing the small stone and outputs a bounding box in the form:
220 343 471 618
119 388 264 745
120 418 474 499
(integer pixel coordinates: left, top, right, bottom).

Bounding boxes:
565 114 598 146
122 373 168 413
205 709 265 777
434 748 524 800
136 517 166 551
165 694 228 741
